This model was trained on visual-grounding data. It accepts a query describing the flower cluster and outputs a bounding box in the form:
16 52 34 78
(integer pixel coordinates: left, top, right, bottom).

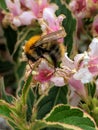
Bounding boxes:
25 38 98 98
3 0 64 33
69 0 98 42
59 37 98 98
25 59 65 95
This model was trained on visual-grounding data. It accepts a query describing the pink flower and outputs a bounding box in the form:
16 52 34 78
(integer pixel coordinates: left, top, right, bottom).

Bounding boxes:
34 61 54 83
69 0 86 18
61 53 75 75
88 38 98 75
73 67 93 83
89 38 98 57
68 88 81 106
50 76 65 87
33 60 65 93
88 57 98 75
5 0 22 16
42 7 64 32
59 52 93 97
69 0 87 35
61 53 84 76
5 0 63 32
5 0 35 26
92 0 98 3
25 0 63 32
69 77 87 99
24 0 49 18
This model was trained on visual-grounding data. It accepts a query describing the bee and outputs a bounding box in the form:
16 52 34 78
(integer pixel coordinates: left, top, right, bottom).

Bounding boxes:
24 29 66 67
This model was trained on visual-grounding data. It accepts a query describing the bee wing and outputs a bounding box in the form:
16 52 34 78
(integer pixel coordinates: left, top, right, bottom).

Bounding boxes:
35 29 66 47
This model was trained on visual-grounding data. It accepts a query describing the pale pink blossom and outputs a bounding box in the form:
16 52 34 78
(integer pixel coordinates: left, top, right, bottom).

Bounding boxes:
61 53 75 74
71 38 98 80
50 77 65 87
69 0 87 35
69 0 87 18
89 38 98 57
59 51 93 97
25 0 63 33
34 60 54 83
68 88 81 106
61 53 84 75
5 0 22 16
88 57 98 75
73 67 93 83
33 60 65 93
24 0 51 18
59 53 85 96
69 77 87 98
93 0 98 2
5 0 35 26
42 7 64 32
88 38 98 76
5 0 63 32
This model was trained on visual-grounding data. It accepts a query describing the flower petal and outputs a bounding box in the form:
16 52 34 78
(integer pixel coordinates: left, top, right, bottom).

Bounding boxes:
38 60 54 71
18 11 36 25
69 77 87 98
12 17 21 26
25 0 39 17
51 76 65 87
89 38 98 57
61 53 75 70
73 67 93 83
88 57 98 75
5 0 22 16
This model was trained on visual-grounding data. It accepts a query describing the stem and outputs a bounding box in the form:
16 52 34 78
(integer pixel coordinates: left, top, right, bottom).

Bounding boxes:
12 30 29 56
31 94 45 121
34 95 45 107
12 27 37 56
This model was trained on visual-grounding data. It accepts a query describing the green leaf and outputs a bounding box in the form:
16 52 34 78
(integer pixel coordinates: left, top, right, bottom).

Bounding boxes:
0 77 15 103
31 120 82 130
12 25 42 60
44 105 96 130
8 121 20 130
17 61 27 79
0 100 13 121
3 27 17 55
21 74 32 105
0 60 14 74
0 60 16 88
0 0 7 10
37 86 68 119
26 88 35 121
51 0 76 56
0 103 11 118
87 82 96 98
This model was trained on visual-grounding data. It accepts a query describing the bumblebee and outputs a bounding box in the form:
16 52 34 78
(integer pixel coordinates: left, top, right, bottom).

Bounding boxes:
24 29 66 66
